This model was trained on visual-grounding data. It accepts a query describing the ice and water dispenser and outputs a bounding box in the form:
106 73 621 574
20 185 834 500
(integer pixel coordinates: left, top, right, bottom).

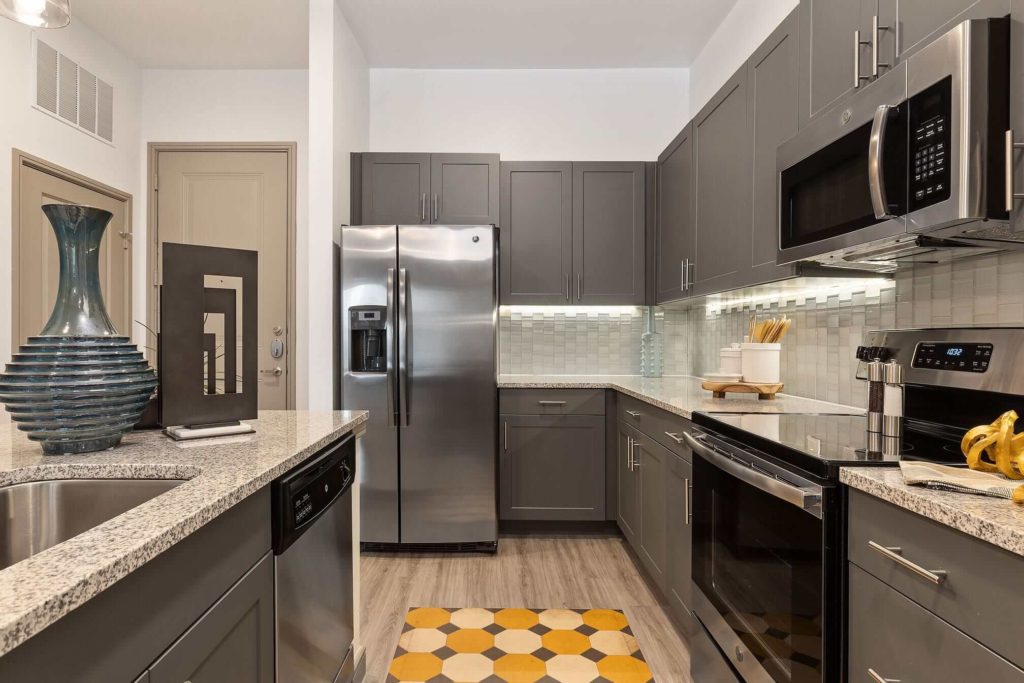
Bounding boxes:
349 306 386 372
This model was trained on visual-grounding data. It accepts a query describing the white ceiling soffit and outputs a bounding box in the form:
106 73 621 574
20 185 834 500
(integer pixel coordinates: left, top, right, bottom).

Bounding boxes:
337 0 740 68
71 0 309 69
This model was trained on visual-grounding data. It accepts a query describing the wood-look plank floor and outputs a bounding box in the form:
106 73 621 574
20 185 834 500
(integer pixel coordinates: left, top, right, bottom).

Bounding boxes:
360 533 693 682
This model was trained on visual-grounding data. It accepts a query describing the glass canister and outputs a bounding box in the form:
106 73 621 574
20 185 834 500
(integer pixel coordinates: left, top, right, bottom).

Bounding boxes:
641 307 664 378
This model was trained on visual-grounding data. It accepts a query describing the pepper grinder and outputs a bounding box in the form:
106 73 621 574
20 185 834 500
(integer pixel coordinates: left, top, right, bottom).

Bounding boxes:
882 360 904 456
866 359 885 434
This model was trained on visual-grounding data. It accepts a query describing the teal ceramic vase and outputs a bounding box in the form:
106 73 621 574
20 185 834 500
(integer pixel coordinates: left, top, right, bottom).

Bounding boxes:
0 205 157 454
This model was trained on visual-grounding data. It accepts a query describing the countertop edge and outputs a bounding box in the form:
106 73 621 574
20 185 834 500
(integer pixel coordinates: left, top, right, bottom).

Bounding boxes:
0 412 368 658
840 466 1024 558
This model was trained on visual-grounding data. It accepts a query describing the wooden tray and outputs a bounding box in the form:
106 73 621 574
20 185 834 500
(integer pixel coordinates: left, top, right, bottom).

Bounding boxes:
702 380 783 400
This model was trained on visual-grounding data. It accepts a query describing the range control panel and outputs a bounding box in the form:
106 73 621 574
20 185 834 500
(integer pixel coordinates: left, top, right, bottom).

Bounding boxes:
912 342 992 373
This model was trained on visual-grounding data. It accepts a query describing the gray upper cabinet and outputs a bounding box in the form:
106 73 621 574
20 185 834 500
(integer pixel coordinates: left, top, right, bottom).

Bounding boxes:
359 153 430 225
747 9 800 283
666 451 693 621
896 0 1009 62
500 414 606 521
799 0 871 125
356 152 498 225
692 69 751 295
655 124 695 304
573 162 646 305
500 162 573 305
432 153 500 225
149 553 275 683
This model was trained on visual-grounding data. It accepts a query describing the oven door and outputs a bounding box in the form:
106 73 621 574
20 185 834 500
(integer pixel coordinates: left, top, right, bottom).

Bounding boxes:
777 62 908 265
686 431 833 683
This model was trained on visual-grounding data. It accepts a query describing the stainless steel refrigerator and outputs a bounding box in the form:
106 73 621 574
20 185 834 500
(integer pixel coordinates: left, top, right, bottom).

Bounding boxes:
335 224 497 549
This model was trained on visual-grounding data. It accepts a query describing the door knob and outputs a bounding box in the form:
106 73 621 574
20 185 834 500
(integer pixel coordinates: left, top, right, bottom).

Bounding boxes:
260 367 283 377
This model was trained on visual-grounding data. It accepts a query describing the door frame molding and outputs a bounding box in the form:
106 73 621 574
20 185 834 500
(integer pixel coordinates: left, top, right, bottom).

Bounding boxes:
146 141 298 409
10 148 134 348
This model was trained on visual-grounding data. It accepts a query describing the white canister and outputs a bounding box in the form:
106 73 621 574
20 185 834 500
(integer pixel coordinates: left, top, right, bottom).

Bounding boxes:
719 346 742 375
740 342 781 383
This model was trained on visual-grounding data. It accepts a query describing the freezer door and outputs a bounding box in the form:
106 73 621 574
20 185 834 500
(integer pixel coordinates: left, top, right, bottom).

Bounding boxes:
340 225 399 544
397 225 497 544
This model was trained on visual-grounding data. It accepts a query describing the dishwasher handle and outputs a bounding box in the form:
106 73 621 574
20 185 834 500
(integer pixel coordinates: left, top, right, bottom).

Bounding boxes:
272 433 355 554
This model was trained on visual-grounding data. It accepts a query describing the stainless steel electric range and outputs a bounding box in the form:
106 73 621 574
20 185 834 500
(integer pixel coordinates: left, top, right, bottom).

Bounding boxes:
686 327 1024 683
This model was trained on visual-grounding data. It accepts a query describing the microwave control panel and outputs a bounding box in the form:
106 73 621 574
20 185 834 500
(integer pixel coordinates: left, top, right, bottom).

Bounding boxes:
908 77 952 212
912 342 992 373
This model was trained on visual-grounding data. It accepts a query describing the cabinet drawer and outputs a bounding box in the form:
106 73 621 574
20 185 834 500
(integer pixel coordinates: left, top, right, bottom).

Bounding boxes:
617 394 692 460
849 489 1024 669
849 563 1024 683
500 389 605 415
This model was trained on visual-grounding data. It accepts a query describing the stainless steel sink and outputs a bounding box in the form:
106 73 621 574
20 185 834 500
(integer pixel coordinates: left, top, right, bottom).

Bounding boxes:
0 479 186 570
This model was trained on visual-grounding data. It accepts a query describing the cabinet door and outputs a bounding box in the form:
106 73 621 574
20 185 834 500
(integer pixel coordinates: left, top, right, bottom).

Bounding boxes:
667 453 693 622
573 162 646 305
431 153 499 225
499 162 573 305
500 414 606 521
896 0 1009 63
747 9 800 284
692 69 751 295
634 435 667 589
617 423 640 544
149 553 274 683
360 153 430 225
799 0 870 125
655 125 695 304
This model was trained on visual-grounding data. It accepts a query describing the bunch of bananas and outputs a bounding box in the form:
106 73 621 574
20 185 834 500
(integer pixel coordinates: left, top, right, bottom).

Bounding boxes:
961 410 1024 502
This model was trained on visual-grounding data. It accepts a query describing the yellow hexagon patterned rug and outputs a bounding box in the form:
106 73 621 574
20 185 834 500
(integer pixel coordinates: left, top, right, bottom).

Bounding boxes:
386 607 655 683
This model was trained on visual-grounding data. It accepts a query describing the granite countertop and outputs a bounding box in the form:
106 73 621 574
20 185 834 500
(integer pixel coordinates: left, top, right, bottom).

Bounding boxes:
0 409 367 657
497 374 863 419
841 467 1024 558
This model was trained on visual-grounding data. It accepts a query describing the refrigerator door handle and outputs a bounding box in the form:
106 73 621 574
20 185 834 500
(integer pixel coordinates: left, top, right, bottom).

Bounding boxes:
386 267 397 427
398 267 410 426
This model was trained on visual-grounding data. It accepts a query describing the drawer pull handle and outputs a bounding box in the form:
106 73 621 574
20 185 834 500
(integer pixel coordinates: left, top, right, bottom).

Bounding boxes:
868 541 947 584
626 410 641 418
664 431 685 444
538 400 568 406
867 668 900 683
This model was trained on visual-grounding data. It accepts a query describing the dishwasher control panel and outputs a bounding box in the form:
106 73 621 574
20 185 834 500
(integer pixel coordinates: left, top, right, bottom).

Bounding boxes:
272 434 355 554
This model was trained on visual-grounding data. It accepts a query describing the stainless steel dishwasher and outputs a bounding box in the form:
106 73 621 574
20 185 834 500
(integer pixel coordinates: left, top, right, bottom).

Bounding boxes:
273 434 355 683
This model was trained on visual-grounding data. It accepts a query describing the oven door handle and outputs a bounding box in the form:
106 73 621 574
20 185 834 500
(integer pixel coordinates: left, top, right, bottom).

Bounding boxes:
683 432 823 517
869 104 897 220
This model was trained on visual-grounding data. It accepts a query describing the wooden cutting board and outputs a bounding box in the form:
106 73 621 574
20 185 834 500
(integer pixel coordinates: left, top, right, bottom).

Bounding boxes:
702 380 783 400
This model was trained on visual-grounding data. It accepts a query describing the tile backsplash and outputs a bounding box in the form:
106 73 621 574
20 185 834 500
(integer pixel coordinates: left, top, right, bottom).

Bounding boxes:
499 251 1024 408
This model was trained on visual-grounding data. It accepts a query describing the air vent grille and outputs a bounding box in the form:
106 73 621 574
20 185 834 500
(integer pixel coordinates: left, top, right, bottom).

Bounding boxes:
35 40 114 144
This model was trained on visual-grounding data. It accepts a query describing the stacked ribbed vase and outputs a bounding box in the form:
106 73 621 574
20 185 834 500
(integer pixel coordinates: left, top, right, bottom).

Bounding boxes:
0 205 156 454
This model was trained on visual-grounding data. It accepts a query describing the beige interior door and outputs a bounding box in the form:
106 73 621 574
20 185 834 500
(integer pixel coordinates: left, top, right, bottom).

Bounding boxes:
15 164 131 347
154 150 290 410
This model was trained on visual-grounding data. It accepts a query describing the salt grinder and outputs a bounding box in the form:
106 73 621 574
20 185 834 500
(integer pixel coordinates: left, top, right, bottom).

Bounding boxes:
882 360 904 456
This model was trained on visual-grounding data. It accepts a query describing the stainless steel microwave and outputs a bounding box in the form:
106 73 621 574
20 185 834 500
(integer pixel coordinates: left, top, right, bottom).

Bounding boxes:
777 18 1016 270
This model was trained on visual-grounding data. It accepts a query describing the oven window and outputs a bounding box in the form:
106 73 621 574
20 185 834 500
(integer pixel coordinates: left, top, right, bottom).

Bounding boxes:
693 454 824 683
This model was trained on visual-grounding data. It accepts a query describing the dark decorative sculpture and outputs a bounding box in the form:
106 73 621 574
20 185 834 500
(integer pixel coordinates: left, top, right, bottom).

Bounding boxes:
0 205 157 454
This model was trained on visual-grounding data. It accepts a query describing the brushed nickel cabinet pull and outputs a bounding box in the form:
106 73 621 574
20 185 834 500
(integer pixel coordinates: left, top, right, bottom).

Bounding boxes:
684 477 691 525
565 273 570 300
627 436 633 471
537 400 567 406
664 431 684 444
854 29 870 88
868 668 900 683
871 15 890 78
576 273 581 301
420 193 427 222
1005 130 1024 212
626 410 641 418
504 421 507 451
868 541 947 584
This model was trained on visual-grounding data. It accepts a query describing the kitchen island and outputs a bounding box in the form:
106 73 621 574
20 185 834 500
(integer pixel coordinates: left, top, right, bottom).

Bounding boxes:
0 410 367 679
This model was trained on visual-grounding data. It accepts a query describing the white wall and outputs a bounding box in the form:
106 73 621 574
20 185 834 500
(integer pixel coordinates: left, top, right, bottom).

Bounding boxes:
688 0 799 116
369 68 689 160
139 68 309 398
0 18 144 371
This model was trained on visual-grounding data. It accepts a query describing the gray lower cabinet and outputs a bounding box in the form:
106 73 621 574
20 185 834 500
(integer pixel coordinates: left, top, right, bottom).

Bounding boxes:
666 452 693 620
499 161 573 305
849 563 1024 682
149 552 275 683
633 434 667 590
617 422 640 545
500 414 606 521
573 162 646 305
691 68 750 295
655 124 694 304
356 152 498 226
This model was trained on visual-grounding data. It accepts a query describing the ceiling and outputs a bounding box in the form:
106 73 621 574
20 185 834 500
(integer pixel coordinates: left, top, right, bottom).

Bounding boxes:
338 0 739 68
72 0 309 69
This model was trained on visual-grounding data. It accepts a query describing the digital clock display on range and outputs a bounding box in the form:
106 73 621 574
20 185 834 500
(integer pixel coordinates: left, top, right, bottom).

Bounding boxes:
912 342 992 372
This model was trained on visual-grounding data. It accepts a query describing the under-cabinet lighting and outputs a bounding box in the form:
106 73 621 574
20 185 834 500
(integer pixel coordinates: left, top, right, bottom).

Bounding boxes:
501 305 644 316
703 277 894 316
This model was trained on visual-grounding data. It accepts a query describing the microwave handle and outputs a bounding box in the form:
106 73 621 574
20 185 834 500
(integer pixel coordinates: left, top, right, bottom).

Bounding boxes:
869 104 897 219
